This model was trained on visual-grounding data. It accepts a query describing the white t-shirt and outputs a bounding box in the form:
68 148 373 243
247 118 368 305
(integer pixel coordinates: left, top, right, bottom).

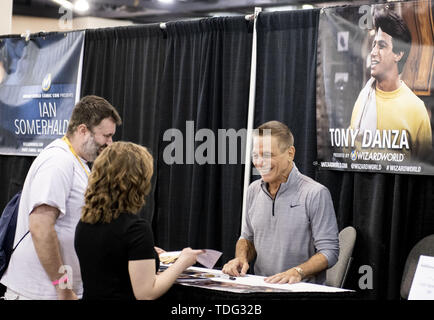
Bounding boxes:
1 138 89 299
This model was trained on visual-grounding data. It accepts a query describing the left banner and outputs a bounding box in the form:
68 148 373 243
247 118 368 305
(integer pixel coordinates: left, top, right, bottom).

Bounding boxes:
0 31 85 156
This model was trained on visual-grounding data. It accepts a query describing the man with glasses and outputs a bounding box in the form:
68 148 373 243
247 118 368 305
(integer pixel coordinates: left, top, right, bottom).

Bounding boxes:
223 121 339 285
1 95 122 299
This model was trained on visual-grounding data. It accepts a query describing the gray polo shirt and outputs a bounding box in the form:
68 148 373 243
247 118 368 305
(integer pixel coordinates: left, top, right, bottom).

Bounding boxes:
240 163 339 284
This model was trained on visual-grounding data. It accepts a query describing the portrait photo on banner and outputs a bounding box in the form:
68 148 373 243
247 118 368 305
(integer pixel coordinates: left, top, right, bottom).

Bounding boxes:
316 0 434 175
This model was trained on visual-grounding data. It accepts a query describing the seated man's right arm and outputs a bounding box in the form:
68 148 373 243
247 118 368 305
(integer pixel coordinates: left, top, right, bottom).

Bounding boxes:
222 238 256 277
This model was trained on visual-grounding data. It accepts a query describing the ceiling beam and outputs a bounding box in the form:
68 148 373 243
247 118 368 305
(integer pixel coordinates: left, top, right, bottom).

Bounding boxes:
13 0 380 24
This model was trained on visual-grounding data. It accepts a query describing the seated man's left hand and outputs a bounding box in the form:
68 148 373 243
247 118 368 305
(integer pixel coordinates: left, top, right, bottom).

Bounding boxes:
264 268 302 284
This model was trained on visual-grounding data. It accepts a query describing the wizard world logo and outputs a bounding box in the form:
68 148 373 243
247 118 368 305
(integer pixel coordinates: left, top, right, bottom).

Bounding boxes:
351 150 358 161
42 73 52 92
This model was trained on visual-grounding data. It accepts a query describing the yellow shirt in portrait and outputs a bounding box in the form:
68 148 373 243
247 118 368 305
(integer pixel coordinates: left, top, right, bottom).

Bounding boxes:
350 81 432 160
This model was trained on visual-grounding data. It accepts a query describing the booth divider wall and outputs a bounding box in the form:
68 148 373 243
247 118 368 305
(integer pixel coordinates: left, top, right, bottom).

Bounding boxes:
254 9 320 179
153 18 253 263
81 17 253 265
81 24 166 225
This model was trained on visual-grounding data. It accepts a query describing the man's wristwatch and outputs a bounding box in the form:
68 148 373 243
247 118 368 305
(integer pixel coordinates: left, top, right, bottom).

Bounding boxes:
293 267 305 279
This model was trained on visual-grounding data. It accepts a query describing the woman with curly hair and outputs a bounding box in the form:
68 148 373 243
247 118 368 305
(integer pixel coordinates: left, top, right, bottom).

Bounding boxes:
74 141 203 300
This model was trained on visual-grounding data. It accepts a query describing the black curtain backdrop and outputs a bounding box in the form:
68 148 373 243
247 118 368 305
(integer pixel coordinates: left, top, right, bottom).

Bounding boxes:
255 9 434 300
0 156 33 207
80 18 252 265
255 10 319 179
154 17 252 265
81 24 166 223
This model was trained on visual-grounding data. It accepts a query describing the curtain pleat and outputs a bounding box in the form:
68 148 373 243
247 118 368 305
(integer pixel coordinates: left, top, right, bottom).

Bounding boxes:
255 9 320 179
81 24 165 223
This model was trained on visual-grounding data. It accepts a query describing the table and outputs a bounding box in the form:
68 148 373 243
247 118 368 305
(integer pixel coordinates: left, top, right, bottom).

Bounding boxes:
159 266 357 301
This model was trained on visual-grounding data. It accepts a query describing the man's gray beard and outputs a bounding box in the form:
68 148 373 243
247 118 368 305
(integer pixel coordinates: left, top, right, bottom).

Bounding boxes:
83 137 99 162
